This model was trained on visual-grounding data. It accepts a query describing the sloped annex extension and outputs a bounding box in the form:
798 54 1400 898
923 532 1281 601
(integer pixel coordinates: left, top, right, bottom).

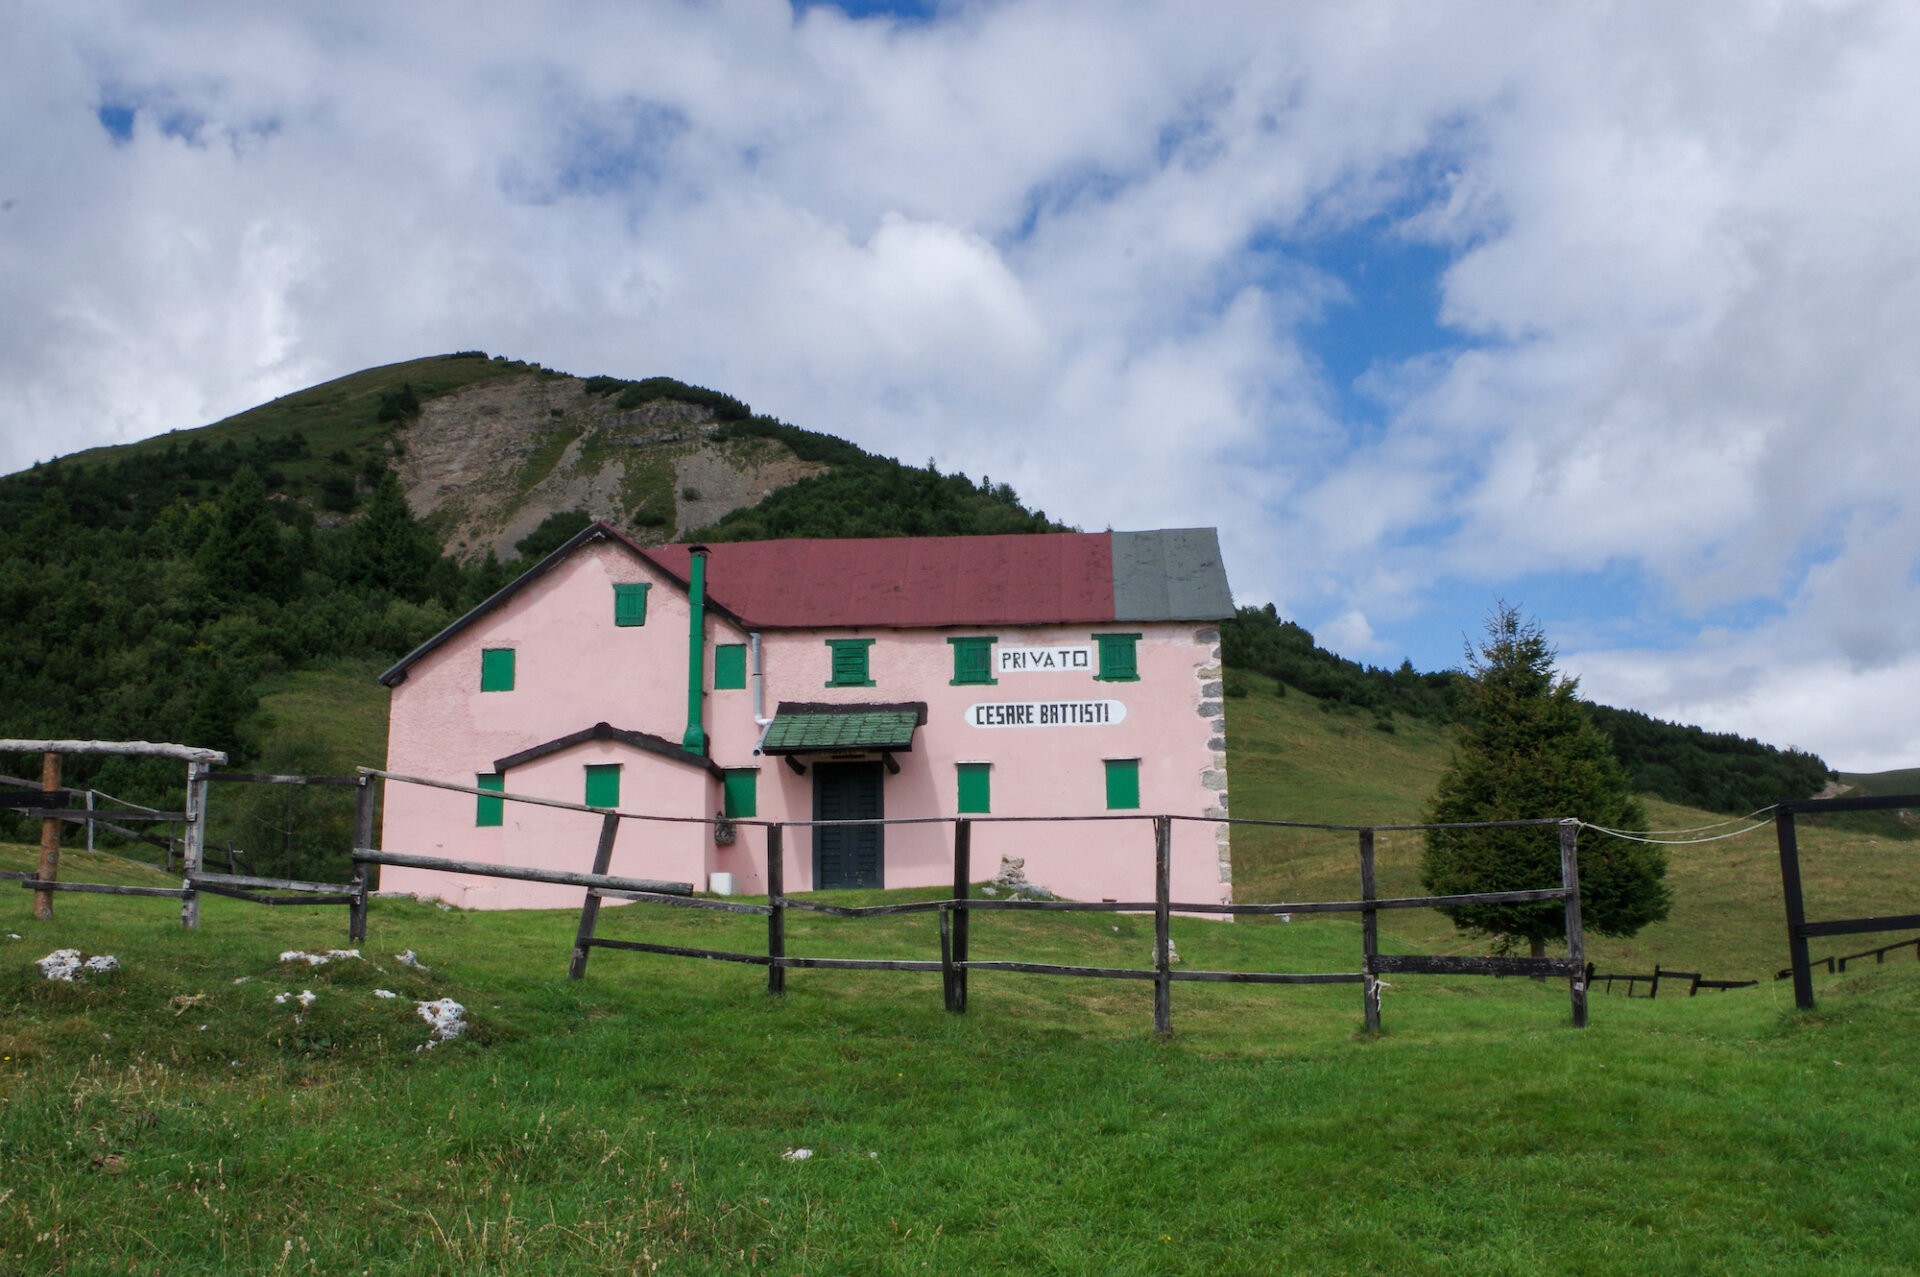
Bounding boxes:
376 526 1233 909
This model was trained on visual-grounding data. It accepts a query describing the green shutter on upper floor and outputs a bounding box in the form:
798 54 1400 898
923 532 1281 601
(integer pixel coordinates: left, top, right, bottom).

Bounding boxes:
584 764 621 809
480 648 516 692
475 773 504 826
613 582 651 626
947 636 997 685
714 644 747 690
723 769 758 818
1094 633 1141 682
1104 758 1140 810
956 763 991 814
826 638 876 687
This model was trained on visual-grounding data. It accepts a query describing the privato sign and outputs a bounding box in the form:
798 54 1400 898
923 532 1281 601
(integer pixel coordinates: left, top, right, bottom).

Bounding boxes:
997 645 1092 674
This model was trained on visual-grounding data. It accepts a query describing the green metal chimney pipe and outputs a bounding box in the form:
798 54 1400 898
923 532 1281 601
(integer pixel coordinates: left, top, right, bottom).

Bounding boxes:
682 545 710 755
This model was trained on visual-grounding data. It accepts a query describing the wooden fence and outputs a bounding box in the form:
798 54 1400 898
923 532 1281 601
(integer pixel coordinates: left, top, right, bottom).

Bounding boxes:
1587 963 1756 998
1773 791 1920 1009
4 741 380 934
355 767 1595 1034
1776 934 1920 982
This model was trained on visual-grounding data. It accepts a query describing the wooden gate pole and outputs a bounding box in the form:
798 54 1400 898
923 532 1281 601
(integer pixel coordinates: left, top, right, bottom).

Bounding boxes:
180 759 207 930
568 813 623 980
348 775 375 943
1774 809 1816 1010
30 752 62 921
1153 816 1172 1037
766 824 786 995
1560 821 1588 1028
947 818 971 1012
1359 827 1381 1033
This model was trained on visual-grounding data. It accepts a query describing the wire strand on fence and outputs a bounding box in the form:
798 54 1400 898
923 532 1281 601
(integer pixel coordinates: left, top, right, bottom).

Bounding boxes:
1578 819 1776 846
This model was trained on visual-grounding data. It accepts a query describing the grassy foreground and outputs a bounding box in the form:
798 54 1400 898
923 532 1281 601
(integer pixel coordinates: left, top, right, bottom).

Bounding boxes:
5 852 1920 1275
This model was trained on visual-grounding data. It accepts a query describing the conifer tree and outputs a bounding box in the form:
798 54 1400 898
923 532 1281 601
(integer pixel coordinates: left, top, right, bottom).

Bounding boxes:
1420 604 1671 956
343 470 439 601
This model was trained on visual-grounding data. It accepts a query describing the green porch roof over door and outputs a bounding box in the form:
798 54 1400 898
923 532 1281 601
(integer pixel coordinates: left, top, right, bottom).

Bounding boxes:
760 702 928 754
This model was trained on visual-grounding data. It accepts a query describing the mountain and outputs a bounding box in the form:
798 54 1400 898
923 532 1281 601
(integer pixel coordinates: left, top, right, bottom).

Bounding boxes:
32 351 1062 558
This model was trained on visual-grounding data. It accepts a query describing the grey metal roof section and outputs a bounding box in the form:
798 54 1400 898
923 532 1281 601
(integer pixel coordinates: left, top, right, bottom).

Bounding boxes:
1110 528 1233 621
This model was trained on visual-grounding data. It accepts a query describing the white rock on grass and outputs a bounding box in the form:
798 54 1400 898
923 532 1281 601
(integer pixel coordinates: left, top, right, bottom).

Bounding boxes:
272 990 318 1008
781 1148 813 1161
395 950 430 972
414 998 466 1048
279 949 361 966
373 989 397 999
36 950 118 982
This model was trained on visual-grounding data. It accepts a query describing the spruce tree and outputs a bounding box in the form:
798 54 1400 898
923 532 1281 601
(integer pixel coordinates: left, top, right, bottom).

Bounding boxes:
1420 604 1671 956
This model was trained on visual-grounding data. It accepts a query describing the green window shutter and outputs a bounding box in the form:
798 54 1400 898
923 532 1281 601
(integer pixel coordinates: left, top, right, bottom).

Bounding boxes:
480 648 516 692
475 773 504 827
1104 758 1140 810
613 582 651 627
957 763 991 814
1094 633 1141 682
825 638 876 687
584 764 621 809
723 769 758 819
947 636 997 685
714 644 747 690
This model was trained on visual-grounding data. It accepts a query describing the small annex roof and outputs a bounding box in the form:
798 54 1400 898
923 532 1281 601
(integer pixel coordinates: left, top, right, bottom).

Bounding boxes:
759 702 928 755
379 523 1232 686
493 721 723 780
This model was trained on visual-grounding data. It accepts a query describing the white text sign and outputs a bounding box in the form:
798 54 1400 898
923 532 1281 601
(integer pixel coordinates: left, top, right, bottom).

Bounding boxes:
997 645 1093 674
966 700 1127 728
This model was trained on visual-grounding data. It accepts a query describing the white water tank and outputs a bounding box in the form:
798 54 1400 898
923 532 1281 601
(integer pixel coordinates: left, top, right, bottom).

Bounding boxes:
708 872 735 896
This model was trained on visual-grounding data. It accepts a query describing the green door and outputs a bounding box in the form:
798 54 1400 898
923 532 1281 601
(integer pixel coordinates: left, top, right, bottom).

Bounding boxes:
813 762 884 890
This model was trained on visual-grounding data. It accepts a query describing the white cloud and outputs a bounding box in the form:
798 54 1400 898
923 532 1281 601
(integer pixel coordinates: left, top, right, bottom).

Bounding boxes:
3 0 1920 768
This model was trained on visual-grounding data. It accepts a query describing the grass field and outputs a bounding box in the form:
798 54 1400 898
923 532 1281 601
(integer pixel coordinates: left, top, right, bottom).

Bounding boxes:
5 676 1919 1273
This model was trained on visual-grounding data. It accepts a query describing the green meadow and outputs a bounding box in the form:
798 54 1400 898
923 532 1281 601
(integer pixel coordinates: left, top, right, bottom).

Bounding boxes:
4 676 1919 1274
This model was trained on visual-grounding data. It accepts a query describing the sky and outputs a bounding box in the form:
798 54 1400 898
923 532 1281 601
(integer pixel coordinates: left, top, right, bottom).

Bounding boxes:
3 0 1919 773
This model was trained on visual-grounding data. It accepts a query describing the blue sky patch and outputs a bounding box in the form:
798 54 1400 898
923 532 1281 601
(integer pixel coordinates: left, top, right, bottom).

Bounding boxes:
97 103 135 142
793 0 942 19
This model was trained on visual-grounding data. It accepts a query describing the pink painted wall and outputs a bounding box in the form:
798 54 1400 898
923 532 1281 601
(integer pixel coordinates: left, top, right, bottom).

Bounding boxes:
381 539 1232 910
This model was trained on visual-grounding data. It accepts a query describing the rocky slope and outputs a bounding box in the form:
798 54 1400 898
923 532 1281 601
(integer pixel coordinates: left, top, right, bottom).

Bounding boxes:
396 373 825 558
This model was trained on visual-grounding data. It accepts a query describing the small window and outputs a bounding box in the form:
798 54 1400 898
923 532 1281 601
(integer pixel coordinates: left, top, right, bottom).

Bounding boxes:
947 636 997 686
1104 758 1140 810
480 648 516 692
613 582 650 627
584 763 621 809
825 638 876 687
723 768 758 818
475 774 504 827
957 763 991 814
714 644 747 690
1094 633 1141 682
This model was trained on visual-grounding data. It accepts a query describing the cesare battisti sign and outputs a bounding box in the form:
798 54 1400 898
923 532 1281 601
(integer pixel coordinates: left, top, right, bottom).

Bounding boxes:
965 700 1127 728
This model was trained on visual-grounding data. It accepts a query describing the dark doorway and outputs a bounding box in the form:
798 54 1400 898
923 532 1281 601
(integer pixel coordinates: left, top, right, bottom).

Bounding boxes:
813 761 884 889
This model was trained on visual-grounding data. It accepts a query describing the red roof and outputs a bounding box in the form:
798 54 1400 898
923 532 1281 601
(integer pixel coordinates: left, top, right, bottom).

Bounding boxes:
644 533 1117 628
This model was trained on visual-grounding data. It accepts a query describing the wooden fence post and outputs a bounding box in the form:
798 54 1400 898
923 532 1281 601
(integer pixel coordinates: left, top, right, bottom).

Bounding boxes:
568 813 622 980
946 818 971 1013
766 824 785 995
1359 827 1381 1033
180 759 207 930
1774 809 1816 1010
1560 820 1587 1028
30 752 62 922
348 775 374 943
1153 816 1172 1037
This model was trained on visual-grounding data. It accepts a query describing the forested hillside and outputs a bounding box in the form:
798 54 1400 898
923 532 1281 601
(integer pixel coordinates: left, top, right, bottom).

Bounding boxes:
1220 604 1834 815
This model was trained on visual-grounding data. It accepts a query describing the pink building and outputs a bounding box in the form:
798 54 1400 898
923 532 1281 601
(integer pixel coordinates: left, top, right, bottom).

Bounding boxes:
377 526 1234 909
